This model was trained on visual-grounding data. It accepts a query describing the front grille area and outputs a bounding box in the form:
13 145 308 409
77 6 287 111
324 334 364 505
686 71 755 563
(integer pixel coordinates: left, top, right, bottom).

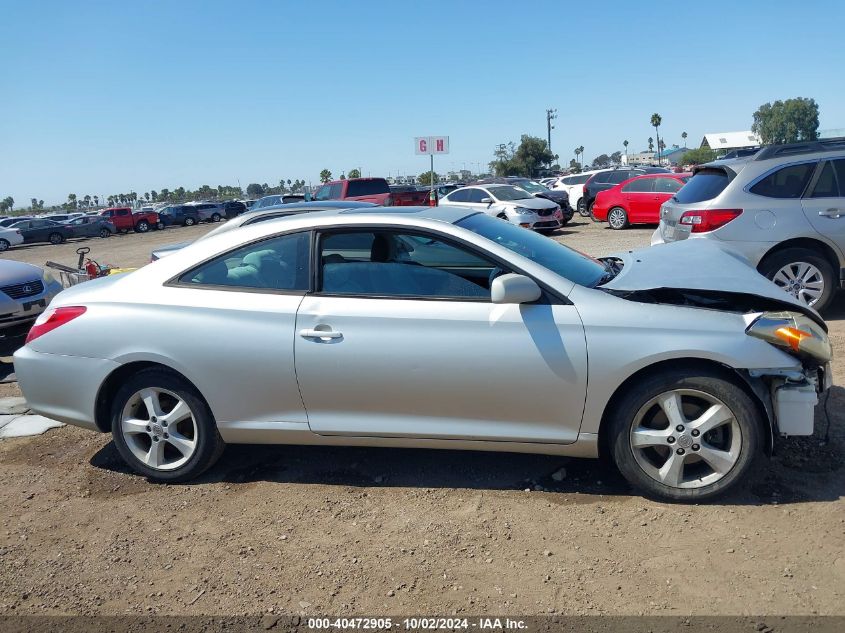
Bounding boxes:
1 279 44 299
534 220 560 229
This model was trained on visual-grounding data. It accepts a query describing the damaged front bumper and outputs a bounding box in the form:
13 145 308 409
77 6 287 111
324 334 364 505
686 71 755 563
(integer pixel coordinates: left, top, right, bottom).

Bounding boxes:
749 363 831 437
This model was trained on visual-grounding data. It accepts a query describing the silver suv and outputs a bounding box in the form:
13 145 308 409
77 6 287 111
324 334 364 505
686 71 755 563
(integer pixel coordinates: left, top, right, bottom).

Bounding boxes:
653 138 845 311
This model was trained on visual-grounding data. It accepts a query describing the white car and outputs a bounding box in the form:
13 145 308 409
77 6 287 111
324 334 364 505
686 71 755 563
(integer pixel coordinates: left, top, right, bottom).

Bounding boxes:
439 184 562 231
0 226 24 252
552 170 611 215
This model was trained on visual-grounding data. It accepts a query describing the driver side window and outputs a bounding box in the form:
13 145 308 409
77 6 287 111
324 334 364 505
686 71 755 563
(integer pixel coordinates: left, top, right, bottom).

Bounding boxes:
318 230 501 301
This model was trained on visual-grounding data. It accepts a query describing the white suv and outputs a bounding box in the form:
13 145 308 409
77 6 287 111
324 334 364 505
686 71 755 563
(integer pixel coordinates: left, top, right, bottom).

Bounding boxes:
551 169 611 215
653 138 845 311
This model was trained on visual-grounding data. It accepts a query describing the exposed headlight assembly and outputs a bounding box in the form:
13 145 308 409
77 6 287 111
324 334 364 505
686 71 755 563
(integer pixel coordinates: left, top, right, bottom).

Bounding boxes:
746 311 832 363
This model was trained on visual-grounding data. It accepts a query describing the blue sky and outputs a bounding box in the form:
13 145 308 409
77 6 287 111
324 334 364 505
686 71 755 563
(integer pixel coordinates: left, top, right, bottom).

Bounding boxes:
2 0 844 206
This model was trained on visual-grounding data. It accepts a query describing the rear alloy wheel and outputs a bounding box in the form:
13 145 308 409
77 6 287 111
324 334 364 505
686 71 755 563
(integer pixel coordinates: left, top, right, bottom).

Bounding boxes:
49 232 64 245
211 213 221 222
111 368 224 482
607 207 629 230
577 198 589 216
184 217 196 227
610 369 761 502
0 239 9 252
99 228 111 238
135 220 150 233
760 248 835 311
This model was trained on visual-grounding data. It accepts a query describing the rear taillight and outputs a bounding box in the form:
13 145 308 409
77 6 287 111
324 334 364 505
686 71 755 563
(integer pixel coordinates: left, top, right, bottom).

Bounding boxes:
679 209 742 233
383 195 393 207
25 306 87 344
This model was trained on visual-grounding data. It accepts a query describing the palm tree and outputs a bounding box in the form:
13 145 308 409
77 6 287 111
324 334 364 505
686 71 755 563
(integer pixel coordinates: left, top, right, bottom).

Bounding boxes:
574 147 581 167
650 113 663 164
93 195 99 207
648 137 654 153
83 194 91 208
682 131 688 148
623 139 629 156
578 145 585 167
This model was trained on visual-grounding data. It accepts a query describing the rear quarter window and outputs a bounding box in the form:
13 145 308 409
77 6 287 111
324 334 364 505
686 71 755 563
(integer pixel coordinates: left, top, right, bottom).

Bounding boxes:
674 168 732 203
749 162 816 199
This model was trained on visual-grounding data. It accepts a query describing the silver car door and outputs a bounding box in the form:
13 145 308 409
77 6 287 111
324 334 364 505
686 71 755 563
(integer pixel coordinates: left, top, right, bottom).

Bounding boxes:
294 229 588 443
802 158 845 257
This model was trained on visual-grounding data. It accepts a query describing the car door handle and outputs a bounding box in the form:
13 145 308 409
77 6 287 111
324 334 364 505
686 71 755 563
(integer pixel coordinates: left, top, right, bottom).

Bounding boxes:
299 328 342 339
819 208 843 218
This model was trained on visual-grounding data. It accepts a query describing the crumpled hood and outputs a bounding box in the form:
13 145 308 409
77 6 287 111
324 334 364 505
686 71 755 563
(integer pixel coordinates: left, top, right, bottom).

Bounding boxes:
505 196 557 210
602 239 824 326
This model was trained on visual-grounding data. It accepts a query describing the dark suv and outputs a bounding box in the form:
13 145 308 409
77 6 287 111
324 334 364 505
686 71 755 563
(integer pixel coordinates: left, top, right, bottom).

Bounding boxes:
159 205 201 227
222 200 247 219
583 168 647 216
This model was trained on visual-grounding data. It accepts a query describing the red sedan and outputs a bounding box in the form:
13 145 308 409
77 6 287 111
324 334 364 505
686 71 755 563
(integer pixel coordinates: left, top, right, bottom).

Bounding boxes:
592 173 691 229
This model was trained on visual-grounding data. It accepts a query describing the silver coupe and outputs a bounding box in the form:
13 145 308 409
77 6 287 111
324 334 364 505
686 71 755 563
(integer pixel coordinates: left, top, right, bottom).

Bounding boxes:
14 206 832 501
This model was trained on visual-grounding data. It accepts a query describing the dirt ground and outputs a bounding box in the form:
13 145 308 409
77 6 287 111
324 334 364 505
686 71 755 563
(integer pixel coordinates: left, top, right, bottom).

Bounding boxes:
0 218 843 617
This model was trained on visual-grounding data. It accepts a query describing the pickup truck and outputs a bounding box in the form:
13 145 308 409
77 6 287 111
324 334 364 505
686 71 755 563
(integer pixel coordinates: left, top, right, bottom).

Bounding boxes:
99 207 163 233
312 177 429 206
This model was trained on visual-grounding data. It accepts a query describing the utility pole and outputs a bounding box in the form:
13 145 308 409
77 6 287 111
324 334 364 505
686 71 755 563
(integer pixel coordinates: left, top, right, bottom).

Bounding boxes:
546 108 557 157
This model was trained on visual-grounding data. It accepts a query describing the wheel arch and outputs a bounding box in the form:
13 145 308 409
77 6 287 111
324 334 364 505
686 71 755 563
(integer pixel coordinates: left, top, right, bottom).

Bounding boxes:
758 237 841 273
94 361 208 432
596 358 774 461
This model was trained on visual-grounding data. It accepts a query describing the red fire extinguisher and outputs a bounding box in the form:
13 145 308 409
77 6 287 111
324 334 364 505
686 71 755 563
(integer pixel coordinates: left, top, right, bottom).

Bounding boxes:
428 189 437 207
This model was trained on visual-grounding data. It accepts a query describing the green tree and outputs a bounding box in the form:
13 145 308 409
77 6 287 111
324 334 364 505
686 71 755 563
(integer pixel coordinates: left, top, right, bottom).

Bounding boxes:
418 171 438 186
489 142 516 176
680 147 716 165
348 168 361 179
246 183 264 198
339 173 346 180
568 159 581 173
752 97 820 144
319 169 333 183
650 113 663 163
648 137 654 153
610 151 622 164
681 131 688 147
623 139 629 156
592 153 611 168
512 135 555 177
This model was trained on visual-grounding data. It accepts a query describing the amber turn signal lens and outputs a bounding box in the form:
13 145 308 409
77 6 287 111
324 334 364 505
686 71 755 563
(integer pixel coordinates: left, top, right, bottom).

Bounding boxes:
775 326 813 352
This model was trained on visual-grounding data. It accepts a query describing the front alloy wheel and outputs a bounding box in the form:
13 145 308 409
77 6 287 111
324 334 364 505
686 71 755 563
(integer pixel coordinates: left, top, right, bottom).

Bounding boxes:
610 369 761 501
111 369 224 481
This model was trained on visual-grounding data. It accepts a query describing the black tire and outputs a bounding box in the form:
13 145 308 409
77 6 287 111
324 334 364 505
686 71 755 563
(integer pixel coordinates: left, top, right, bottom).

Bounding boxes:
155 221 165 231
607 207 629 230
608 368 763 502
49 232 64 245
99 228 111 238
110 368 225 482
0 239 9 252
184 217 196 227
135 220 149 233
577 198 589 216
211 213 221 222
758 248 836 312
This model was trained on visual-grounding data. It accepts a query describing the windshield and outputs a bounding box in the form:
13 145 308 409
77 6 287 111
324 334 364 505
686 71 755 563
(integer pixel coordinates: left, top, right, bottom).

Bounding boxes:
515 181 548 193
456 213 606 288
489 186 533 201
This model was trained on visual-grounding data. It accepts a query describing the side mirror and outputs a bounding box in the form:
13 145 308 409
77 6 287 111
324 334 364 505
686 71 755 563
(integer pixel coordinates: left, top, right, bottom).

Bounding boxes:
491 274 541 304
480 197 493 205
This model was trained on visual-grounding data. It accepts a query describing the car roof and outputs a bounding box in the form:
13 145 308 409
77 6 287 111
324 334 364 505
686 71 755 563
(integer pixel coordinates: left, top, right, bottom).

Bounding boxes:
246 200 376 213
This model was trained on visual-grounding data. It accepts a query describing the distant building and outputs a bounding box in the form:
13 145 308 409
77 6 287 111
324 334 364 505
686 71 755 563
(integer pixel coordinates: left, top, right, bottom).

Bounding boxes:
660 146 689 165
700 131 761 151
625 151 656 166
